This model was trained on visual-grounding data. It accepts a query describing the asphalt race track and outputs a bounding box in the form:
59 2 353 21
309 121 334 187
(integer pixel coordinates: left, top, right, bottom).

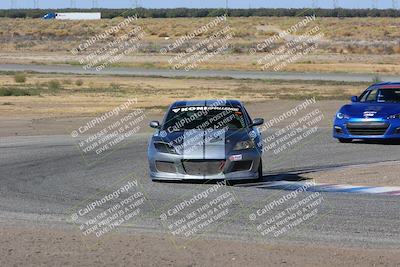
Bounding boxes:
1 128 399 249
0 63 399 82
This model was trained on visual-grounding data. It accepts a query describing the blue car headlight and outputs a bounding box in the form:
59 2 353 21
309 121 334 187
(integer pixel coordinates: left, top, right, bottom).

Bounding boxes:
234 140 255 151
336 112 350 119
388 114 400 119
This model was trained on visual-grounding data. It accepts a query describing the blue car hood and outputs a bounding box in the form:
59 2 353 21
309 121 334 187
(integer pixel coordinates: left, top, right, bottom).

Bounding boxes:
341 103 400 118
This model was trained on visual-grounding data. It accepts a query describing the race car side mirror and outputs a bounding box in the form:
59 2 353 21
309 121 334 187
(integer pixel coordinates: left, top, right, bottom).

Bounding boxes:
351 96 359 102
149 121 161 129
250 118 264 127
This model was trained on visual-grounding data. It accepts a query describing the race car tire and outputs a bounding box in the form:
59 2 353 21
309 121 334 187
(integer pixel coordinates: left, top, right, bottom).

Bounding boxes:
257 159 263 181
338 138 353 143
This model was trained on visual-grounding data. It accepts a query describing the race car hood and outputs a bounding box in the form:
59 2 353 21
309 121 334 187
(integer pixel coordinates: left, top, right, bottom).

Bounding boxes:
340 103 400 118
153 128 253 159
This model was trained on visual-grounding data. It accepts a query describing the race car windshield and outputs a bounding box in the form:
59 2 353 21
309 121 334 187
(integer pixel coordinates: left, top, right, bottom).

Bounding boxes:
377 89 400 103
163 106 247 131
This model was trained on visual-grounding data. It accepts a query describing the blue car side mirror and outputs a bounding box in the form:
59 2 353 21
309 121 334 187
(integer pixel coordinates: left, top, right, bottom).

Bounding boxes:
351 96 358 102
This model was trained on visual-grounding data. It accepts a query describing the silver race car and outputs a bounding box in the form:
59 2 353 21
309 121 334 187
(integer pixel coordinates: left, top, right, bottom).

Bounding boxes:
147 100 264 181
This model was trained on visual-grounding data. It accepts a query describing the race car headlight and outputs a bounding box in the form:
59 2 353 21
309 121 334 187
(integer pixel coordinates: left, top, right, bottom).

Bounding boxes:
234 140 255 151
154 142 178 154
336 113 349 119
388 114 400 119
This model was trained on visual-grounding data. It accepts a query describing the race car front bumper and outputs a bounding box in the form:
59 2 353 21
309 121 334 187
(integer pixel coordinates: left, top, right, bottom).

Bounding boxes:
148 145 261 181
333 118 400 139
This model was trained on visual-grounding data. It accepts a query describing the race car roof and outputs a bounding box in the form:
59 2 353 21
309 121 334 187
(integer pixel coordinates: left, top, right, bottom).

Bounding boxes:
369 82 400 89
171 100 243 108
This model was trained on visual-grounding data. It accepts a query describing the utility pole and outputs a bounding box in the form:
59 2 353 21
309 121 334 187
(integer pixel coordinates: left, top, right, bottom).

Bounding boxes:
333 0 339 9
70 0 76 8
92 0 99 9
11 0 17 9
372 0 378 9
130 0 139 8
393 0 398 9
33 0 39 9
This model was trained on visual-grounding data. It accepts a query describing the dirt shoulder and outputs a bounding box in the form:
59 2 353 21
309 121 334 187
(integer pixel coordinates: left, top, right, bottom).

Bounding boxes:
1 224 399 267
1 52 400 75
0 100 343 137
304 161 400 187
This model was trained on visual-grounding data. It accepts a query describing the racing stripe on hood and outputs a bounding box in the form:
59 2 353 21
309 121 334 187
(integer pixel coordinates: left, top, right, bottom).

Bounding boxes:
181 100 228 160
182 128 227 160
182 129 204 159
204 128 226 159
182 101 206 159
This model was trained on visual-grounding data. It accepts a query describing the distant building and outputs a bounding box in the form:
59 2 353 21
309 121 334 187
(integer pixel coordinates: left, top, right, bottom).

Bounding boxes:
43 12 101 20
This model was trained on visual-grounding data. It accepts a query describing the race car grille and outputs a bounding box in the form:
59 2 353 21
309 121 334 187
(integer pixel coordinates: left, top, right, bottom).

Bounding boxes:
182 160 225 176
346 122 389 136
231 161 253 172
155 161 176 173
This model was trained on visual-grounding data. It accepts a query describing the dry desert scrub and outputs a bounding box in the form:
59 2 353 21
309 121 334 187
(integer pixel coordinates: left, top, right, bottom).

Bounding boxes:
0 72 367 117
1 17 399 54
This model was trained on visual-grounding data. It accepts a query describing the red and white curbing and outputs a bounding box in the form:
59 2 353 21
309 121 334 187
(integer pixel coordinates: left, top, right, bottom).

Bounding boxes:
253 181 400 196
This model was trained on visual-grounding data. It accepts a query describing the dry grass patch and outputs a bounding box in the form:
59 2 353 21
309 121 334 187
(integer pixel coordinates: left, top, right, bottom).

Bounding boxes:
0 73 367 118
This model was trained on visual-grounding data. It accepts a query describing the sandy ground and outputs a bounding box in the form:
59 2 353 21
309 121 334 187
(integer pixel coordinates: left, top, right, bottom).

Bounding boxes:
304 161 400 187
1 52 400 74
0 100 342 137
1 224 399 267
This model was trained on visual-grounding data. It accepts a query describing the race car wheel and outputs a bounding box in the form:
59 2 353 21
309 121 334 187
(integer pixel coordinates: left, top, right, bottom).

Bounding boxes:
338 138 353 143
257 159 263 181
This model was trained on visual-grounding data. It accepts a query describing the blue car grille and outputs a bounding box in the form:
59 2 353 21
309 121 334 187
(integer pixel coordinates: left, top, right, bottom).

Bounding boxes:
346 122 389 136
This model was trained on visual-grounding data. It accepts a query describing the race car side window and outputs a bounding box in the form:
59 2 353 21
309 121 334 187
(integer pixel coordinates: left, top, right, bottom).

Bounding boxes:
242 107 252 127
359 91 369 102
377 89 400 103
359 89 377 102
365 89 378 102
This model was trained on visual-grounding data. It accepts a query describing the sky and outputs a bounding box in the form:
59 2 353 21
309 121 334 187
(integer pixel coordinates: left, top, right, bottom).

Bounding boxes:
2 0 398 10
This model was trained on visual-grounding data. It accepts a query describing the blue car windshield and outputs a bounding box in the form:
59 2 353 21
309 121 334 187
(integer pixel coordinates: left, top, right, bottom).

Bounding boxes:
163 106 247 131
360 88 400 103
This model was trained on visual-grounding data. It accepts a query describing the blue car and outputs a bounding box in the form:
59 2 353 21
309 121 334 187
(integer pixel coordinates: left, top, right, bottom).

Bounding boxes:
333 82 400 143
